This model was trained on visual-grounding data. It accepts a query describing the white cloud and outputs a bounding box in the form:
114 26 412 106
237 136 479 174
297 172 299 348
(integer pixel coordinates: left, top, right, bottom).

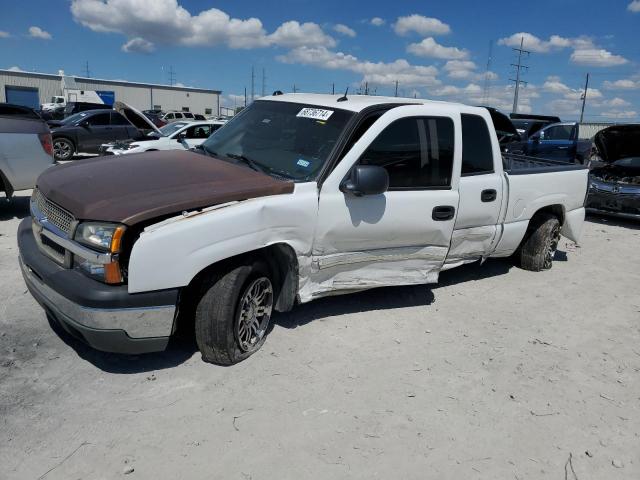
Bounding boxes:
628 1 640 13
277 46 440 88
602 97 631 108
432 82 536 113
603 78 640 90
499 32 628 68
601 110 637 119
0 31 10 38
570 48 629 67
121 37 155 53
71 0 334 49
393 14 450 36
7 66 23 72
334 24 356 37
370 17 385 27
407 37 468 60
542 76 572 94
28 26 52 40
498 32 577 53
270 21 336 48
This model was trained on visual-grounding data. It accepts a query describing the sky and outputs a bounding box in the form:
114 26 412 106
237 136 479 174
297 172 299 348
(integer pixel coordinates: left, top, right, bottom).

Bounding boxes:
2 0 640 121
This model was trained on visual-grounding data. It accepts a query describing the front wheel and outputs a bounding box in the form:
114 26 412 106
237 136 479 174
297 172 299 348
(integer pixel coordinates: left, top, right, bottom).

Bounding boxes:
195 261 274 365
53 138 75 161
519 214 561 271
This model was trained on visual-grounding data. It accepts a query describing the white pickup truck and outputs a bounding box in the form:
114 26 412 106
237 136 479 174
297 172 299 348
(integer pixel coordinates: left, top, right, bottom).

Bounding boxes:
19 94 588 365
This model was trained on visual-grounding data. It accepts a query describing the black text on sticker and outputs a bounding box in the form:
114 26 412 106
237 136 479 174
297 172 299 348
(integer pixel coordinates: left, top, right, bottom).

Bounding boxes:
297 108 334 121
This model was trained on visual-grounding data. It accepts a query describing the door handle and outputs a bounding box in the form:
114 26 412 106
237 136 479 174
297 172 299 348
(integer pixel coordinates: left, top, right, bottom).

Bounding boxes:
557 146 568 149
432 205 455 221
481 189 497 202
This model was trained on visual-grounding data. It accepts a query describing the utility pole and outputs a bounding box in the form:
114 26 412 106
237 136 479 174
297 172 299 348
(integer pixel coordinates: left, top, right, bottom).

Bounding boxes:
83 60 91 78
579 73 590 123
244 87 247 107
250 66 255 103
394 80 399 97
261 67 266 97
292 84 298 93
168 65 176 86
332 83 335 95
482 41 493 105
364 82 369 95
510 37 530 114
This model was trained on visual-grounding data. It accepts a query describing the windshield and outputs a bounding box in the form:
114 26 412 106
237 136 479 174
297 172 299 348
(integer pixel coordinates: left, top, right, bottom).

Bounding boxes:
61 112 90 125
200 100 354 181
155 122 189 137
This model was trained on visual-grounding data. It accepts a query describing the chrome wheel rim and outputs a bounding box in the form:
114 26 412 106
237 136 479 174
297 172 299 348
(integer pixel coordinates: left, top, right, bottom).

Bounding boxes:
544 224 561 269
53 140 72 159
236 277 273 352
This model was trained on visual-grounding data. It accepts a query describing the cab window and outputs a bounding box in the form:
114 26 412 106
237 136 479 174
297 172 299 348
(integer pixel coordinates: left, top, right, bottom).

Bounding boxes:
359 117 454 189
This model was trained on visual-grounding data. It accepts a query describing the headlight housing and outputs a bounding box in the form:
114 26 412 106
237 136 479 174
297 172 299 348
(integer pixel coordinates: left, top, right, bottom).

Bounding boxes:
74 222 126 284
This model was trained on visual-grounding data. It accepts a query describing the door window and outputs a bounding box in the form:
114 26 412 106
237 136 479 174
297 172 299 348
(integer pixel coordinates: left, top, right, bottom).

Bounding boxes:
185 124 212 139
110 112 130 125
174 112 184 119
461 114 494 176
165 113 174 119
359 117 454 189
543 125 573 141
87 113 110 126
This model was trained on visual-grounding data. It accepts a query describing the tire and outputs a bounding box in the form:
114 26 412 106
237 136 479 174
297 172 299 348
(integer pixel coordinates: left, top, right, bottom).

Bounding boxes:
195 261 274 365
53 137 75 161
519 214 561 272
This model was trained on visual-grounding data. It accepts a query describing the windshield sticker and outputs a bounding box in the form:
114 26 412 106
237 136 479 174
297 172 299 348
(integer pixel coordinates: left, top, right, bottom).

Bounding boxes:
296 159 311 168
297 108 334 121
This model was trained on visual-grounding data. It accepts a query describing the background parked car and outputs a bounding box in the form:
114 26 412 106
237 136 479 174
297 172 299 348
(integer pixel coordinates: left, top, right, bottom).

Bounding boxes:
50 102 158 160
510 114 561 140
0 103 54 197
161 111 197 123
102 120 225 155
141 110 167 128
586 124 640 220
505 122 591 163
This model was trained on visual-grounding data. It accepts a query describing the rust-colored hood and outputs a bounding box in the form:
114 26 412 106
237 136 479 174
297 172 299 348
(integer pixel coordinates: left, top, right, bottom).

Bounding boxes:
37 150 294 225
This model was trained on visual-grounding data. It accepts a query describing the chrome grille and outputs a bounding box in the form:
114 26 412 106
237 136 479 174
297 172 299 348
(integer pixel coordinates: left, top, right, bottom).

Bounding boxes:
32 189 75 236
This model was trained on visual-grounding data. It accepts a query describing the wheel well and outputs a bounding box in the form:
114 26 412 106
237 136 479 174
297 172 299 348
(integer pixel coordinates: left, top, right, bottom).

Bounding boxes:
53 136 76 149
516 204 564 254
181 243 299 316
531 204 564 226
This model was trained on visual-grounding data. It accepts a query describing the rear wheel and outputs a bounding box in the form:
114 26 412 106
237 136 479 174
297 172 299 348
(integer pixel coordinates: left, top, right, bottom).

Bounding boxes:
195 261 274 365
519 214 561 271
53 138 75 161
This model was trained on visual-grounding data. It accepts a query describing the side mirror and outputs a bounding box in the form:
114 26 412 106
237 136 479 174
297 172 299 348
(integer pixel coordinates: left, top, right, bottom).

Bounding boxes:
176 132 187 142
341 165 389 196
79 120 90 128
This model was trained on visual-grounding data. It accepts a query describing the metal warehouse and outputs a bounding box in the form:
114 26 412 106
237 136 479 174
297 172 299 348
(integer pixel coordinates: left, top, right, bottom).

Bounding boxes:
0 69 221 115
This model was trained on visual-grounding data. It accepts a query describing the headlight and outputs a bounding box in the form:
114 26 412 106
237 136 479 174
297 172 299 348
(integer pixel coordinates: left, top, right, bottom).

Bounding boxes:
74 222 126 284
127 144 141 150
75 222 125 251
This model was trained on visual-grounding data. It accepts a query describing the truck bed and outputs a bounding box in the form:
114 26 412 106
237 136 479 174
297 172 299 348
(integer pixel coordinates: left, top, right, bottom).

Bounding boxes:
503 153 587 175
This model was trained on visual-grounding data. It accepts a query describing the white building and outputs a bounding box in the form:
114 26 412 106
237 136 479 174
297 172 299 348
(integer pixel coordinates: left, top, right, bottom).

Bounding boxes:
0 69 221 116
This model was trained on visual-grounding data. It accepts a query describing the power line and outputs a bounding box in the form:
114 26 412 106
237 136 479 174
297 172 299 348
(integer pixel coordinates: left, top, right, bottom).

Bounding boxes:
510 37 530 114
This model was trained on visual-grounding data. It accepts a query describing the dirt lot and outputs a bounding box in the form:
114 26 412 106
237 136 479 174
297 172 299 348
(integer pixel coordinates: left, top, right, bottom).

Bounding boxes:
1 191 639 480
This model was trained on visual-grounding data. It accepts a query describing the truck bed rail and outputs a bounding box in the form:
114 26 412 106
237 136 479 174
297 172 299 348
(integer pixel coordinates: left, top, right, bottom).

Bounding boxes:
503 153 587 175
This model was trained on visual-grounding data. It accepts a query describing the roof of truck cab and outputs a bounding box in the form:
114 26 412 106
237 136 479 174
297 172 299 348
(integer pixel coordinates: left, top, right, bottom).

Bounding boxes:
258 93 470 113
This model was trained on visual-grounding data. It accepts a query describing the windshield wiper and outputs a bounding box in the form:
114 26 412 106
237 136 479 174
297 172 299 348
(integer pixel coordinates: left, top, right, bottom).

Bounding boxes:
224 153 266 174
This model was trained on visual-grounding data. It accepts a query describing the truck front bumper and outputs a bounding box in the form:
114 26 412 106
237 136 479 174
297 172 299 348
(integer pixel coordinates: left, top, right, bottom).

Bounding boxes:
18 218 178 354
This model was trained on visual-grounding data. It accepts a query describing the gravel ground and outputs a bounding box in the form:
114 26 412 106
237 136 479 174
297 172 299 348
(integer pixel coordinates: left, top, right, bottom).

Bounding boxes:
1 191 639 480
